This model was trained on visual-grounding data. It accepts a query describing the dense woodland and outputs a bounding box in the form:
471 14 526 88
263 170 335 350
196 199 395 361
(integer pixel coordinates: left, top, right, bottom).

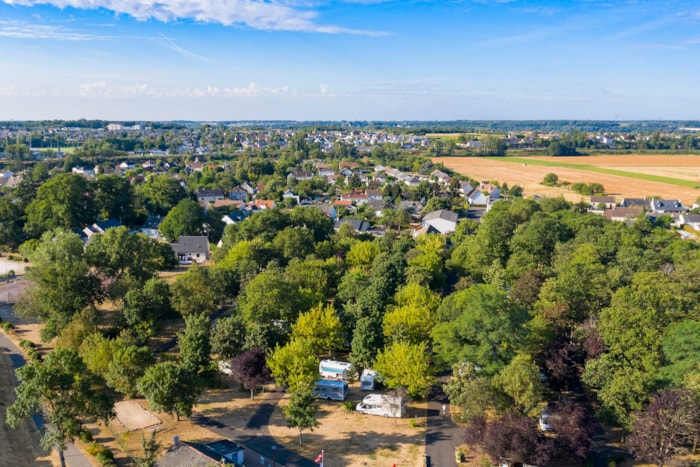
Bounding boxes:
2 127 700 466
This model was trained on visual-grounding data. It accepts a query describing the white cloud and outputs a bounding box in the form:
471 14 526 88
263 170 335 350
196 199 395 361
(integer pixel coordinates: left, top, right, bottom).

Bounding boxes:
1 0 388 34
75 81 291 98
0 19 104 39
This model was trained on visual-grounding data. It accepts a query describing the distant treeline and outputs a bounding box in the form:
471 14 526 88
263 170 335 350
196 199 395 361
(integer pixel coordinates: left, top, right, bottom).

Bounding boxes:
2 120 700 134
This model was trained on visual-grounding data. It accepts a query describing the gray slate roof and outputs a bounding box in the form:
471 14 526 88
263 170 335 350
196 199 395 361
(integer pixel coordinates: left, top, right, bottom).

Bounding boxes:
422 209 458 223
170 236 210 254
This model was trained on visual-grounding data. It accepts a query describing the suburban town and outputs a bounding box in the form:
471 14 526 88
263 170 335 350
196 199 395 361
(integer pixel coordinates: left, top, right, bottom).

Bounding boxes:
1 119 700 467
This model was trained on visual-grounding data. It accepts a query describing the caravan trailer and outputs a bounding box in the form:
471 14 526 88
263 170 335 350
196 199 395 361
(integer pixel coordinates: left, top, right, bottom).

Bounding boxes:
319 359 354 380
356 394 404 418
360 369 379 391
313 380 349 401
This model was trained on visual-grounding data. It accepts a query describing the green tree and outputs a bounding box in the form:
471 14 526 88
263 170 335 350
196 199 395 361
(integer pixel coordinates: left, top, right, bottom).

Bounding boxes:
346 240 381 270
15 229 102 341
291 303 344 357
95 175 135 225
159 198 206 242
105 340 155 398
283 386 319 445
24 173 98 237
350 314 384 370
86 227 176 284
542 172 559 187
493 353 544 415
210 314 247 360
6 349 115 467
445 362 503 422
170 266 220 317
432 284 528 373
267 338 318 391
0 195 24 247
138 174 187 216
179 312 211 375
137 362 201 420
374 341 435 398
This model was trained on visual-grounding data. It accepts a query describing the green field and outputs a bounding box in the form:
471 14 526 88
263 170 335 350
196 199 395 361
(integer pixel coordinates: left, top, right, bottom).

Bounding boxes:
482 156 700 188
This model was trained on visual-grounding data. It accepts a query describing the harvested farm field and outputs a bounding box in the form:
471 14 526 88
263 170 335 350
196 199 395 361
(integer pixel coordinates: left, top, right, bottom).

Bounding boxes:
434 154 700 204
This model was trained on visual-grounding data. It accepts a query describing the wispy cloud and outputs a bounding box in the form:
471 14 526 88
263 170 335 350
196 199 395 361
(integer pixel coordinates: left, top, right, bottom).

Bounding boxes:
1 0 389 35
157 33 211 61
76 81 292 98
0 19 104 39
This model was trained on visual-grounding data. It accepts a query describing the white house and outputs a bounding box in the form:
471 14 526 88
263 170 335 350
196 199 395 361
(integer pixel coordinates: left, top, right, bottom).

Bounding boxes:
421 210 458 235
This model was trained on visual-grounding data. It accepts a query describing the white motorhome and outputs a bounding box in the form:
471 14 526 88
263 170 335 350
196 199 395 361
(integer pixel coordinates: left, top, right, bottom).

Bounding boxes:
356 394 404 418
319 359 354 380
313 380 350 401
360 369 378 391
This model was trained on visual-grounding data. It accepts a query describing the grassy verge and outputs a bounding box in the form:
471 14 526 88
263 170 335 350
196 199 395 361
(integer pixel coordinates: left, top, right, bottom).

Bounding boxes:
480 157 700 188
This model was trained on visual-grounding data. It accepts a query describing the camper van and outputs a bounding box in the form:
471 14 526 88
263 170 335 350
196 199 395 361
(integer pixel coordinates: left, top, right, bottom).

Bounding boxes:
360 369 378 391
319 359 354 380
356 394 404 418
313 380 350 401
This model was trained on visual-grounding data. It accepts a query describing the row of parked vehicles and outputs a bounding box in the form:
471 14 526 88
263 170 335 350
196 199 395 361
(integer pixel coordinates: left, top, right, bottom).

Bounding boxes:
312 359 404 418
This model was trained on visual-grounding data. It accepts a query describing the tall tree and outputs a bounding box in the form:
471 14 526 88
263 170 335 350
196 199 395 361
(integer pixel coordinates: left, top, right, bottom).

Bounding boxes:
210 314 247 360
0 195 23 247
170 266 220 317
283 386 319 445
137 362 201 421
138 174 187 216
24 173 97 237
95 174 136 225
159 198 206 242
15 229 102 341
230 347 271 400
291 303 344 357
374 341 435 399
178 312 211 375
6 349 115 467
627 389 700 467
267 338 318 391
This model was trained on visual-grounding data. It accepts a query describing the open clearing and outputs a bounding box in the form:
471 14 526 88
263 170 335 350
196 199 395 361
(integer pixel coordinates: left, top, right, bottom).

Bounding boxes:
434 154 700 204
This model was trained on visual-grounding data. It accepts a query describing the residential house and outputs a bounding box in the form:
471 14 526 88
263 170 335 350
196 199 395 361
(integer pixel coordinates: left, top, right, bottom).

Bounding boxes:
313 205 337 220
82 219 122 240
341 190 369 205
282 189 301 205
253 199 276 210
431 170 451 185
421 209 459 235
136 215 163 240
287 170 314 183
334 218 370 233
649 199 685 213
676 213 700 230
339 161 359 171
590 195 616 209
170 236 210 264
196 189 225 203
186 161 205 172
156 439 244 467
71 166 96 178
606 206 645 223
466 186 489 206
118 162 135 171
366 189 383 201
620 198 648 209
229 185 249 201
316 163 335 177
240 181 257 196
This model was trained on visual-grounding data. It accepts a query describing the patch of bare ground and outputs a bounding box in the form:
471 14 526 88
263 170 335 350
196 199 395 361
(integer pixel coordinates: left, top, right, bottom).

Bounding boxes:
434 156 700 205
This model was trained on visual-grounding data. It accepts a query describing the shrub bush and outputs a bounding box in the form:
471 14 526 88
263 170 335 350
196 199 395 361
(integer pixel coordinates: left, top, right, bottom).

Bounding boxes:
86 442 101 456
1 322 14 332
19 340 35 350
79 430 94 443
96 448 115 466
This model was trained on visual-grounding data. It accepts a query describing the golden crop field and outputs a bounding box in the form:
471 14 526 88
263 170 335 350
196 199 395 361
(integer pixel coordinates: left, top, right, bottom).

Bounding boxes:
434 155 700 205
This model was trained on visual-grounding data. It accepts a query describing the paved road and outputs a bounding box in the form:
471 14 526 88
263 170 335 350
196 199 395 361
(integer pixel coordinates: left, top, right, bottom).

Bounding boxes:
0 330 94 467
191 387 316 467
425 398 463 467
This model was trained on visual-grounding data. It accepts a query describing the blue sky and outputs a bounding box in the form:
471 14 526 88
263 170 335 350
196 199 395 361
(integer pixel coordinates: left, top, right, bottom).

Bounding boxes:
0 0 698 121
